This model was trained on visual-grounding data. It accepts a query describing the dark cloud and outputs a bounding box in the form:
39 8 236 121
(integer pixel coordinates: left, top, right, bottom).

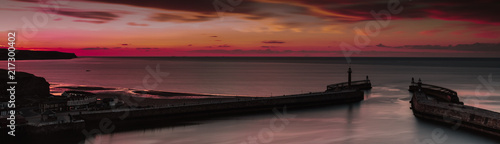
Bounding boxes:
232 1 310 21
121 44 129 46
262 40 285 44
147 13 217 22
290 0 500 25
136 48 159 50
15 0 39 2
14 1 122 23
88 0 218 14
81 47 109 50
87 0 310 25
87 0 300 16
210 36 218 37
261 46 280 48
375 44 388 47
192 49 292 54
218 44 231 47
17 0 500 26
57 10 119 21
73 20 107 24
136 48 160 52
191 49 339 54
388 43 500 52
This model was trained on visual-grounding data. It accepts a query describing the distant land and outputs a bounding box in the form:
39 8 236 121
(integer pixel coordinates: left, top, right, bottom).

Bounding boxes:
0 49 77 60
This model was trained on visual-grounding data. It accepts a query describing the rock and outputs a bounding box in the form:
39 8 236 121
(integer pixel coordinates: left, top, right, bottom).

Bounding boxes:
0 69 51 102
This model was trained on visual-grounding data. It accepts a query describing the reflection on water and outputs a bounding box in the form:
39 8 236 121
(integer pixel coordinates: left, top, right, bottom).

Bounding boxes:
3 57 500 143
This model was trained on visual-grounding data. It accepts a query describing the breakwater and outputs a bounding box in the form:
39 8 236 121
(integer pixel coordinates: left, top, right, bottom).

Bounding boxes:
1 90 364 142
79 90 364 122
24 121 85 135
409 80 500 137
326 80 372 92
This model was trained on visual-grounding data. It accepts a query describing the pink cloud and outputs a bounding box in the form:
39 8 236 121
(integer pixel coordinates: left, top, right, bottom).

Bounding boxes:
419 30 442 36
393 31 405 34
127 22 149 26
450 30 469 35
474 31 500 39
73 20 107 24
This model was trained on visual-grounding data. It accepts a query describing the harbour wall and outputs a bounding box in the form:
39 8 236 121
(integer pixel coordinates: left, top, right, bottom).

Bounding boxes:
79 90 364 122
410 89 500 137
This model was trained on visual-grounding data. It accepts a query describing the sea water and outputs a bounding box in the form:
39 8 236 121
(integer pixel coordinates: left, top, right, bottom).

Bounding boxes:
6 57 500 144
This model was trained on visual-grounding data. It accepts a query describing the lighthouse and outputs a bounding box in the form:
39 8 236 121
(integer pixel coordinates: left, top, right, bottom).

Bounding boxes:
348 67 352 87
325 67 372 92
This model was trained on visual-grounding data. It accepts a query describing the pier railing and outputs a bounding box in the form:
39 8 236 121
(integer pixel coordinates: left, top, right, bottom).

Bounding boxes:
411 88 500 137
410 82 457 97
78 90 357 115
410 82 461 104
327 80 371 90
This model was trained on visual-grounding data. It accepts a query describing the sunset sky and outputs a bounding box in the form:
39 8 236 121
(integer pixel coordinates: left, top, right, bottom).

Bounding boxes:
0 0 499 57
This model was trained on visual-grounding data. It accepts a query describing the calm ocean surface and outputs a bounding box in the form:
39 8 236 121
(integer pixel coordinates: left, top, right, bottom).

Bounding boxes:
7 57 500 144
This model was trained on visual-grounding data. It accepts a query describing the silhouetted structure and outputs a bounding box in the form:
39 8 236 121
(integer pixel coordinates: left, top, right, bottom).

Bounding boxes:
63 91 97 110
40 99 67 112
326 67 372 91
41 110 57 122
0 49 76 60
409 79 500 137
348 67 352 87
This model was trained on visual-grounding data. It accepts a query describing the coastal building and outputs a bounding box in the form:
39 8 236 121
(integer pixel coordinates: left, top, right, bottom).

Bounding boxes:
39 91 98 112
0 100 27 127
64 91 97 110
40 99 67 112
41 110 57 122
0 101 8 116
102 98 118 108
62 91 95 97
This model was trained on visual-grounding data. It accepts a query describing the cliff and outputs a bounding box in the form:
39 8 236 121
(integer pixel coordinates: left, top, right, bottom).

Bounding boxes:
0 49 77 60
0 69 51 105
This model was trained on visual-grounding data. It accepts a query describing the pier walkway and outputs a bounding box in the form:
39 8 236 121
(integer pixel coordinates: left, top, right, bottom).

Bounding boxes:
409 79 500 137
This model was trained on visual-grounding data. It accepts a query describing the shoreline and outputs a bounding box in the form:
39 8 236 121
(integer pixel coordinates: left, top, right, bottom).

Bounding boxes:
52 85 253 107
0 68 370 143
1 86 366 143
